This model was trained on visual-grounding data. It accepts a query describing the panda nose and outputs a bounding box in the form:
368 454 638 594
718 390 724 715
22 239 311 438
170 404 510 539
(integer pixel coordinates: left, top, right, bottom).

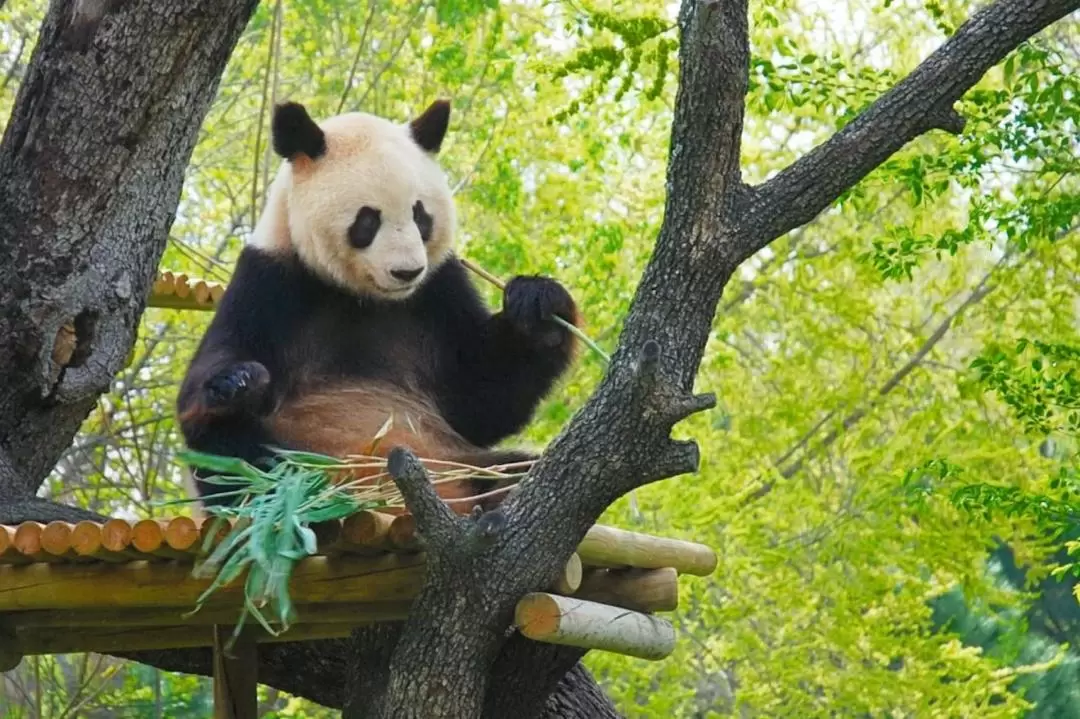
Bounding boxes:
390 267 424 283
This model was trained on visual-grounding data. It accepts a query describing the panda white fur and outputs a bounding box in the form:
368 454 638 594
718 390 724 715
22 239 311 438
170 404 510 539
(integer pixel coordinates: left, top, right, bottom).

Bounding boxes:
176 99 580 510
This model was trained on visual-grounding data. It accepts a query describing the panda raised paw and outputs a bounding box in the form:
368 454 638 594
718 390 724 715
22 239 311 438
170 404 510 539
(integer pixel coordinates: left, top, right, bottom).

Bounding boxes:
204 361 271 414
502 275 577 347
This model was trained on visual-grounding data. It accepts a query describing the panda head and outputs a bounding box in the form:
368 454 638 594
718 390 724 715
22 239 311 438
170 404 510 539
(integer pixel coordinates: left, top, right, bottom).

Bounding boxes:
251 99 456 301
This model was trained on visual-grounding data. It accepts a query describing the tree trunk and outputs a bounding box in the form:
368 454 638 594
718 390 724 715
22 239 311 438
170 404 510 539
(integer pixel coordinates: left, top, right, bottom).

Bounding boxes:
0 0 260 498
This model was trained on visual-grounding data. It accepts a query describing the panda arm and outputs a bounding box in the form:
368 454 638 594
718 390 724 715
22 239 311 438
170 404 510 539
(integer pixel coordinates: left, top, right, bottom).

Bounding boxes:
427 259 578 447
176 248 298 451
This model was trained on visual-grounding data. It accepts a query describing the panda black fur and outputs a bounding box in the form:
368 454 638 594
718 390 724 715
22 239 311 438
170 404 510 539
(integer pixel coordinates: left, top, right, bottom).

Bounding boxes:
176 99 579 509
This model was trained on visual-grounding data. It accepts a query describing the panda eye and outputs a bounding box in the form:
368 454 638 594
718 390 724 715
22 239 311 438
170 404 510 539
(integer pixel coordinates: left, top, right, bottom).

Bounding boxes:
348 206 381 249
413 200 434 244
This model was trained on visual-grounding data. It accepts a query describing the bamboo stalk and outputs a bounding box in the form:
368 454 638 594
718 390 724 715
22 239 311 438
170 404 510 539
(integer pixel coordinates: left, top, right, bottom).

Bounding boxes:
577 525 717 576
515 593 676 660
575 567 678 613
0 553 427 612
458 257 610 363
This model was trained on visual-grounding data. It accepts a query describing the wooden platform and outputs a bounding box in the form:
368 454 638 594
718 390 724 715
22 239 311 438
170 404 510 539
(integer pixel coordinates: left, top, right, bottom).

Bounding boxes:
0 512 716 667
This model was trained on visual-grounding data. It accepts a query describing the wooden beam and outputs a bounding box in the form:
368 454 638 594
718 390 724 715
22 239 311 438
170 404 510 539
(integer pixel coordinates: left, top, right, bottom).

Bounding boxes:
576 525 717 576
575 567 679 613
213 626 257 719
0 553 426 611
14 622 359 655
515 593 676 661
9 601 412 629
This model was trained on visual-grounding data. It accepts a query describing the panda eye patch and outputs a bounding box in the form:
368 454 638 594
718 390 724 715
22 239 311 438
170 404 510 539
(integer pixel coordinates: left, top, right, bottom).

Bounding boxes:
413 200 434 243
348 206 381 249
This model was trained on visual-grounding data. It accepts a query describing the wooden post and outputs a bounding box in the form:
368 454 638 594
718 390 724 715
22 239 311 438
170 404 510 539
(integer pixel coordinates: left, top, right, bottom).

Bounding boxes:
213 626 257 719
515 592 676 660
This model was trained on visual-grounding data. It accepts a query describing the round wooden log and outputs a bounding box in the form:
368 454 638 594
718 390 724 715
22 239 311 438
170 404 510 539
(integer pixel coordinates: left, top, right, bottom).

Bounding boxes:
577 525 717 576
193 280 212 305
174 274 191 298
552 553 583 594
41 521 78 559
388 514 419 551
515 593 676 660
0 553 426 611
575 567 678 613
132 519 188 558
0 525 25 563
210 284 226 302
13 522 56 562
164 516 201 552
101 519 134 552
198 517 235 552
341 511 395 552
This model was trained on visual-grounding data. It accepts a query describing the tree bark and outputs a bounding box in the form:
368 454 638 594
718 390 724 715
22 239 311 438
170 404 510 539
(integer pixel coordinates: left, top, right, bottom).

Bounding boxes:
0 0 1077 715
0 0 260 496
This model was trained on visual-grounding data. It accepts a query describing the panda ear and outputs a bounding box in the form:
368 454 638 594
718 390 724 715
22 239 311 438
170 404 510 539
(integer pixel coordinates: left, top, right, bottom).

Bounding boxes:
272 102 327 161
409 100 451 154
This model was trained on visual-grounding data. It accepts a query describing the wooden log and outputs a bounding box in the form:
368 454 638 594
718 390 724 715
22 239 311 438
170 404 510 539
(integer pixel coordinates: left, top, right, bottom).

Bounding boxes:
101 519 134 553
575 567 678 613
0 525 27 564
388 514 420 551
132 519 189 559
515 593 675 660
577 525 717 576
213 626 257 719
0 553 426 612
164 516 202 552
13 522 58 562
340 511 395 553
193 281 212 305
198 517 235 553
210 284 226 302
551 553 582 594
9 601 412 629
14 621 363 656
174 274 191 298
41 521 84 561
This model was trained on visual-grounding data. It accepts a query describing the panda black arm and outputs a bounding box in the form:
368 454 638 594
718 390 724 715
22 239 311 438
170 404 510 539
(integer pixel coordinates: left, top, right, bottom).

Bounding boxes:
176 248 303 459
425 259 578 447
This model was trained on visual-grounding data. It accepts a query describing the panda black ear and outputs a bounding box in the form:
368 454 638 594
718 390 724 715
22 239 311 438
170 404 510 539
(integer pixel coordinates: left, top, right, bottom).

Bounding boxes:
272 102 327 161
409 100 451 154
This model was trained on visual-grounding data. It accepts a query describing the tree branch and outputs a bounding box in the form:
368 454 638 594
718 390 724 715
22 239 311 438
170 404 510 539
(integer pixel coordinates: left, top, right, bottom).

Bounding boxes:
742 0 1080 258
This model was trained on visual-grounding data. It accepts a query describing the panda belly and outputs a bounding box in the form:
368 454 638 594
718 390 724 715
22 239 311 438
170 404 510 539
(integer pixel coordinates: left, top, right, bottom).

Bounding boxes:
264 379 488 503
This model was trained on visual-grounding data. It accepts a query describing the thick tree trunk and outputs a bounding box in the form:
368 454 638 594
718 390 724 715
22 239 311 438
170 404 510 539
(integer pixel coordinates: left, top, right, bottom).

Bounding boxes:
0 0 260 497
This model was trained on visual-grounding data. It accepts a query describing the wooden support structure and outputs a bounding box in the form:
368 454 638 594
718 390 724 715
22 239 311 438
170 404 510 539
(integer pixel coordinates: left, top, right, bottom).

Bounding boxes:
515 593 676 661
214 627 258 719
0 509 717 716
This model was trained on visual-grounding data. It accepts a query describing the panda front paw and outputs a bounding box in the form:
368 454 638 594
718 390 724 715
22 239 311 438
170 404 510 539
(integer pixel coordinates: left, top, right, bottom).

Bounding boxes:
502 275 577 348
204 361 271 414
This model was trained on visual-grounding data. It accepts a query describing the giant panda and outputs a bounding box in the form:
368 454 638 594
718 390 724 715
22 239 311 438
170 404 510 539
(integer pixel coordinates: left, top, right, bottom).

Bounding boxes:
176 99 579 510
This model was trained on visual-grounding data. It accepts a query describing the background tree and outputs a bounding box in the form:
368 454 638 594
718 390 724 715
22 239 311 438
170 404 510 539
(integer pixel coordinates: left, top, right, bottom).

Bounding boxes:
1 0 1078 716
